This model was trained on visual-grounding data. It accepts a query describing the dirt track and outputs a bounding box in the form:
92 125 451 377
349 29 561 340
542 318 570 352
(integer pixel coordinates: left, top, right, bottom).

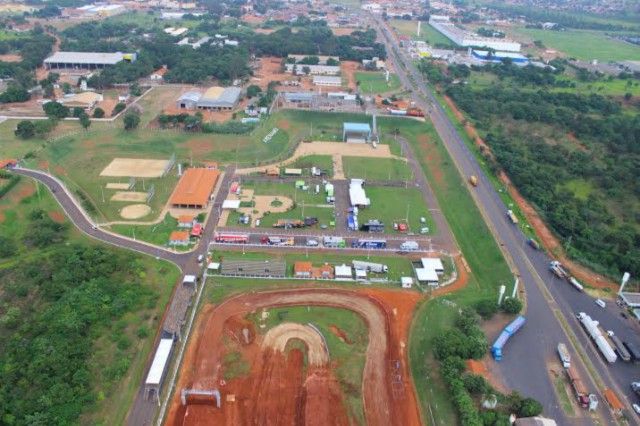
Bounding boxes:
165 288 423 426
262 323 329 366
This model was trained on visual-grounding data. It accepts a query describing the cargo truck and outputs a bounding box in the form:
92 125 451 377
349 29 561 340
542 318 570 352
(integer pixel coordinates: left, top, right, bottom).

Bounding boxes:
352 239 387 249
492 316 526 361
566 365 591 407
262 236 294 246
214 233 249 244
550 261 568 279
576 312 617 363
273 219 305 228
568 276 584 292
609 335 631 362
400 241 419 251
558 343 571 368
323 236 346 248
506 210 518 224
352 260 388 274
623 341 640 363
469 175 478 187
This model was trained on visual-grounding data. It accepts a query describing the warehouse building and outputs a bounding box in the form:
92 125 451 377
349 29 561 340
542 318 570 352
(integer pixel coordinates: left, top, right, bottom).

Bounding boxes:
288 54 339 65
313 76 342 87
285 64 340 76
44 51 137 70
471 49 529 64
176 92 202 110
429 16 521 52
170 168 220 209
196 86 241 111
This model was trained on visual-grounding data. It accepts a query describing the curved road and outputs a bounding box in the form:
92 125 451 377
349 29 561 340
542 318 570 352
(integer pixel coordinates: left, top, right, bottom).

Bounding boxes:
371 13 632 425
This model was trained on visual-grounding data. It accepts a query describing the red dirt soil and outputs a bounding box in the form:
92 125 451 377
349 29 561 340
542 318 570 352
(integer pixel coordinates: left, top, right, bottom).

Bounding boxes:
329 325 353 344
49 211 65 223
165 288 423 426
37 161 50 170
444 91 617 291
567 132 588 152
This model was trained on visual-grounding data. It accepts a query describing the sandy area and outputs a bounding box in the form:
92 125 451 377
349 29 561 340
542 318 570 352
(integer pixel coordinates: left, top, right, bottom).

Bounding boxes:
341 61 362 90
100 158 171 178
262 323 329 366
237 141 404 179
110 191 148 202
220 186 294 227
105 183 131 190
0 54 22 62
120 204 151 219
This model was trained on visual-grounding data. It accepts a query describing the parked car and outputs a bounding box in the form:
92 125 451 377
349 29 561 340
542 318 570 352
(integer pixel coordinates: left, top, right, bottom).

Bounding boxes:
633 404 640 415
420 227 430 234
197 254 204 263
306 239 319 247
255 219 261 227
595 299 606 308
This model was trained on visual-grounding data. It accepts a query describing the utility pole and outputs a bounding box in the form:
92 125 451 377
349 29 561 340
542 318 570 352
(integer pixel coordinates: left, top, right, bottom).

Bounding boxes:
101 185 105 203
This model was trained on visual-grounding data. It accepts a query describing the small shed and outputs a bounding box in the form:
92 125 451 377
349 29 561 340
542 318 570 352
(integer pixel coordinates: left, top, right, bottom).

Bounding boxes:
295 180 305 189
335 264 352 279
421 257 444 274
294 261 313 278
401 277 413 288
343 122 371 143
416 268 439 286
207 262 220 272
313 264 334 279
285 168 302 176
355 269 367 280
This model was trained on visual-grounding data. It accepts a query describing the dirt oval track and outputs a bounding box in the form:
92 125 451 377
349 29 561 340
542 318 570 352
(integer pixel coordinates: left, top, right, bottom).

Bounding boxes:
165 288 422 426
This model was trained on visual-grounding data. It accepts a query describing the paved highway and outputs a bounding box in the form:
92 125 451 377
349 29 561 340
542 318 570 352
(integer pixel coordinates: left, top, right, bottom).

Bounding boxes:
370 14 632 424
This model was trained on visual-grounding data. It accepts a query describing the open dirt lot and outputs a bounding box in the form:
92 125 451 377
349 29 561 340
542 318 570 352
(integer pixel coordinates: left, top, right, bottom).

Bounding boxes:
120 204 151 219
99 158 171 178
110 191 148 202
220 186 294 227
105 183 131 190
237 141 404 179
342 61 362 90
165 288 422 426
263 323 329 366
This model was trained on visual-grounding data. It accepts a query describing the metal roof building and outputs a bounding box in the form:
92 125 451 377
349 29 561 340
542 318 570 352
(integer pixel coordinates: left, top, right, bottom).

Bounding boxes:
416 268 439 286
420 257 444 274
44 51 136 69
313 76 342 87
197 86 242 111
176 92 202 110
283 92 314 103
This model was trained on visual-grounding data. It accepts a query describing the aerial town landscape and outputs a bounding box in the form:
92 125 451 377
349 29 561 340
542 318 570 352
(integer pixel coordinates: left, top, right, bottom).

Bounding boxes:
0 0 638 424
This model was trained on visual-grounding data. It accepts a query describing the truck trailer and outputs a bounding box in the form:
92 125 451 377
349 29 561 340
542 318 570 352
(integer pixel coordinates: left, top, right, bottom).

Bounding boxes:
550 261 568 279
491 316 526 361
262 236 294 246
609 335 631 362
577 313 617 363
568 276 584 292
566 365 590 407
400 241 419 251
214 233 249 244
506 210 518 224
352 239 387 249
352 260 388 274
558 343 571 368
323 236 346 248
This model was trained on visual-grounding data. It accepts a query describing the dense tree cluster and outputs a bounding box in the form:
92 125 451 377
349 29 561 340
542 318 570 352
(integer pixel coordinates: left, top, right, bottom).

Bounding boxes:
446 76 640 277
0 30 56 87
0 209 158 425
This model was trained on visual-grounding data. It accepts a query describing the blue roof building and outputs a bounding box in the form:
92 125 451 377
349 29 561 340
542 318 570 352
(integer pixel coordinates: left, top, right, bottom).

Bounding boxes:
343 122 372 143
471 49 529 64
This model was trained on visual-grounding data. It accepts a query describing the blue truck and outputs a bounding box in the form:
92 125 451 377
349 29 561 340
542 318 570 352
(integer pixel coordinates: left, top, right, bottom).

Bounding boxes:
492 316 526 361
351 239 387 249
347 214 357 231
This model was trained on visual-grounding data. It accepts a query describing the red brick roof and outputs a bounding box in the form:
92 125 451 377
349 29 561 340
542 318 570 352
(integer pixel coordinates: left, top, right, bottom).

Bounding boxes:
0 159 18 168
169 231 190 242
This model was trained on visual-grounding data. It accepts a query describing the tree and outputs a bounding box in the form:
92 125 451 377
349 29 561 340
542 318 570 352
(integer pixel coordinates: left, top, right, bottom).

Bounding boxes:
43 101 69 119
14 120 35 139
475 299 498 319
112 102 126 116
92 107 105 118
61 82 72 94
72 107 84 118
79 112 91 130
462 373 488 394
0 236 16 258
502 297 523 314
624 92 633 101
0 85 30 103
129 82 141 96
34 119 56 136
519 397 543 417
246 85 262 98
326 58 339 66
124 113 140 130
302 66 311 75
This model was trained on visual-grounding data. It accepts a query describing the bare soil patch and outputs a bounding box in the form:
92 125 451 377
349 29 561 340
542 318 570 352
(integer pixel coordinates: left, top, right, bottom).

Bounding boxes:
110 191 148 202
0 54 22 62
49 211 65 223
120 204 151 219
263 323 329 366
341 61 362 90
99 158 171 178
105 183 130 190
329 325 353 344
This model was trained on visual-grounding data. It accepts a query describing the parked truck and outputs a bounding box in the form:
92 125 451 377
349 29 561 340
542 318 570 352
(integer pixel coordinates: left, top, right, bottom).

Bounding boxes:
558 343 571 368
214 233 249 244
566 365 591 407
577 312 617 363
506 210 518 224
400 241 419 251
568 276 584 292
352 260 388 274
352 239 387 249
469 175 478 187
492 316 526 361
323 236 346 248
609 335 631 362
262 236 294 246
273 219 305 228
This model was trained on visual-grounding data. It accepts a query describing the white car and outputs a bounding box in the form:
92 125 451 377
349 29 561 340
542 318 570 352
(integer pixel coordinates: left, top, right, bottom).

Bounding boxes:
306 240 319 247
255 219 261 227
633 404 640 415
197 254 204 263
595 299 606 308
420 227 430 234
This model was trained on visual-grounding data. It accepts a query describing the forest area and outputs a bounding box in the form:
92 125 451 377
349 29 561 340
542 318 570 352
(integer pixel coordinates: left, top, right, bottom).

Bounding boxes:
443 64 640 278
0 192 175 425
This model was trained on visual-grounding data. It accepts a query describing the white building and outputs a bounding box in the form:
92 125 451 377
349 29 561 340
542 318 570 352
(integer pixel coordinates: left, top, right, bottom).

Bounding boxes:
335 264 352 279
416 268 439 286
349 179 370 207
401 277 414 289
429 16 521 52
313 76 342 87
420 258 444 275
285 64 340 76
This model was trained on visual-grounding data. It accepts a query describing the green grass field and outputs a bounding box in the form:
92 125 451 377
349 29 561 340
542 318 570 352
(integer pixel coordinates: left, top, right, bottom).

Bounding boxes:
390 19 455 47
355 72 401 93
109 215 183 248
343 157 412 181
515 27 640 61
357 186 435 235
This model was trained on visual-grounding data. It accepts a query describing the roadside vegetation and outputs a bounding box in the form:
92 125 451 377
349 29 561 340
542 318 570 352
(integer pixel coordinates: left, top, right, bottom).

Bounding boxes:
0 179 179 425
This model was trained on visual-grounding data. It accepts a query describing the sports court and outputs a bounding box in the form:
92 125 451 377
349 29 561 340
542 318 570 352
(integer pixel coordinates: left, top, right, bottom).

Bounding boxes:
100 157 174 178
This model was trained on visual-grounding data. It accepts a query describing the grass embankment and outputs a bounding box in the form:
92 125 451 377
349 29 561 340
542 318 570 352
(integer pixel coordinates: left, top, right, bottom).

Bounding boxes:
355 72 401 93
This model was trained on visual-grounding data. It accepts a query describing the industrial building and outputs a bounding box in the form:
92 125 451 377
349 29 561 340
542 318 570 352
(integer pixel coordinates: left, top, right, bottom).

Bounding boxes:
313 76 342 87
429 16 521 52
44 52 137 70
196 86 241 111
471 49 529 64
170 168 220 209
287 54 339 65
176 92 202 110
285 64 340 76
343 122 372 143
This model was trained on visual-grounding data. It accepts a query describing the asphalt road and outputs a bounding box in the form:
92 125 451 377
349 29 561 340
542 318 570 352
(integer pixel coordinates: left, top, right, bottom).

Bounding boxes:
369 14 630 424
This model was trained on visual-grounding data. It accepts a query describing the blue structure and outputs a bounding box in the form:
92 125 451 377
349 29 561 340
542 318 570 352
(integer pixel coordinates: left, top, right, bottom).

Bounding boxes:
471 49 529 64
492 316 526 361
343 122 372 143
352 239 387 249
347 214 357 231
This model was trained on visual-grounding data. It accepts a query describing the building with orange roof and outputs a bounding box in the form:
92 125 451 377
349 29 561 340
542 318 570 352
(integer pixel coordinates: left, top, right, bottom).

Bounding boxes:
312 264 334 279
170 168 220 209
0 159 18 169
177 215 195 228
294 261 313 278
168 231 190 246
150 65 169 80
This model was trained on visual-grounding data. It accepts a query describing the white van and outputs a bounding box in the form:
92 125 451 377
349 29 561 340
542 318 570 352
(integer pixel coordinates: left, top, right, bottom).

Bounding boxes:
255 219 261 227
595 299 606 308
420 227 430 234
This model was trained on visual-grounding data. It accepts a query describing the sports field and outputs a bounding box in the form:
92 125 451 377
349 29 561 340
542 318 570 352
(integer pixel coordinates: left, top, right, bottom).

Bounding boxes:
515 27 640 61
355 72 401 93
